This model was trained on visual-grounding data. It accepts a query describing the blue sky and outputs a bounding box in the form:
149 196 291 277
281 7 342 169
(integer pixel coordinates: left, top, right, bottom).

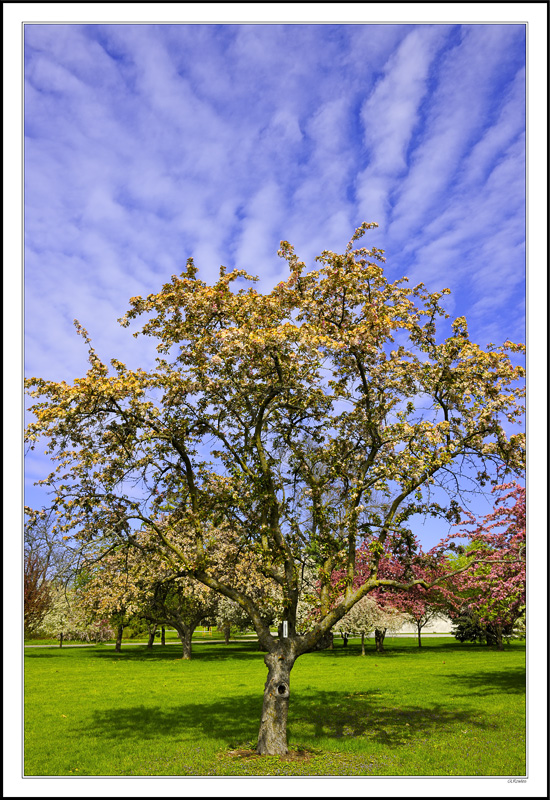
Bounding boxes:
23 22 528 536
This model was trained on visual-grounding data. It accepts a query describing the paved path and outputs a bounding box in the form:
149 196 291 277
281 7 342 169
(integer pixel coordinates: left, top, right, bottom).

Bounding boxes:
24 639 253 648
25 633 453 649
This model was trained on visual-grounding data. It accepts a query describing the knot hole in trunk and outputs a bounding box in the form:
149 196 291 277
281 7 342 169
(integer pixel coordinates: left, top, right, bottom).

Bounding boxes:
277 683 289 697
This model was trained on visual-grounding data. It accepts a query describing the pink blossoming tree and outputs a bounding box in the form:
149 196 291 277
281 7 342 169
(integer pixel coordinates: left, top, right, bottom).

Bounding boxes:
439 483 526 650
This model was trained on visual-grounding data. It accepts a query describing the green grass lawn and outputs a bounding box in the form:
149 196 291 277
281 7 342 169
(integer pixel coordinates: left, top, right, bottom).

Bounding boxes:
24 637 525 777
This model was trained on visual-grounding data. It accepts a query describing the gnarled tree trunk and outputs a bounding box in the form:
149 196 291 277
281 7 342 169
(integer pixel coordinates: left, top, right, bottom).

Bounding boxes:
257 649 296 755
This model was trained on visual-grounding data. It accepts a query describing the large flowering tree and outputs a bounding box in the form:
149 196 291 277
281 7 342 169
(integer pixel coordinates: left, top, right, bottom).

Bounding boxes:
25 223 525 754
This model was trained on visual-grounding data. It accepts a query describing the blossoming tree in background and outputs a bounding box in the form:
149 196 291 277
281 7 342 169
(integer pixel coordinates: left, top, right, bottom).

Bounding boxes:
40 585 114 646
442 483 526 650
334 595 406 654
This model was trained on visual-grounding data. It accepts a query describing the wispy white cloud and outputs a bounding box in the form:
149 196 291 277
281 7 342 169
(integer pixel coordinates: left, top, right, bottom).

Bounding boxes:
356 25 449 227
388 25 524 242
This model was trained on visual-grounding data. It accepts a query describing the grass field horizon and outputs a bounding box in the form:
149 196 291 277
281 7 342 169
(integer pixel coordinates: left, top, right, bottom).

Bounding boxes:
24 637 525 777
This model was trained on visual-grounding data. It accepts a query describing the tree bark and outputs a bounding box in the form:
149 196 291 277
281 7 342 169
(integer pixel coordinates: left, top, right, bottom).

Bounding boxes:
147 623 157 649
161 626 166 646
494 623 504 651
174 624 194 659
223 621 230 645
257 650 296 755
342 632 349 647
59 632 63 648
361 632 366 656
115 624 123 652
417 622 422 648
374 627 386 653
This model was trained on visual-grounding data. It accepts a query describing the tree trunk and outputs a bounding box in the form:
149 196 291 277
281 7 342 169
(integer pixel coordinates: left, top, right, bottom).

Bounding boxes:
494 623 504 651
374 628 386 653
223 621 230 645
342 632 349 647
361 632 365 656
257 650 295 755
147 623 157 649
161 626 166 645
174 625 194 659
417 622 422 648
59 632 63 648
115 624 123 652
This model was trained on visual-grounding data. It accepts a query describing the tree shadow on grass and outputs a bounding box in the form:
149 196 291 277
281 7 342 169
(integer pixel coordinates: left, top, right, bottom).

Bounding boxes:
86 638 524 663
24 651 61 659
441 668 525 697
79 696 263 746
80 688 495 751
291 689 496 746
88 642 264 663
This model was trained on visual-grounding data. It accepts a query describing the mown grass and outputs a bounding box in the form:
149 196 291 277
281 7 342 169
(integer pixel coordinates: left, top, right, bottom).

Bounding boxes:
24 637 525 777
